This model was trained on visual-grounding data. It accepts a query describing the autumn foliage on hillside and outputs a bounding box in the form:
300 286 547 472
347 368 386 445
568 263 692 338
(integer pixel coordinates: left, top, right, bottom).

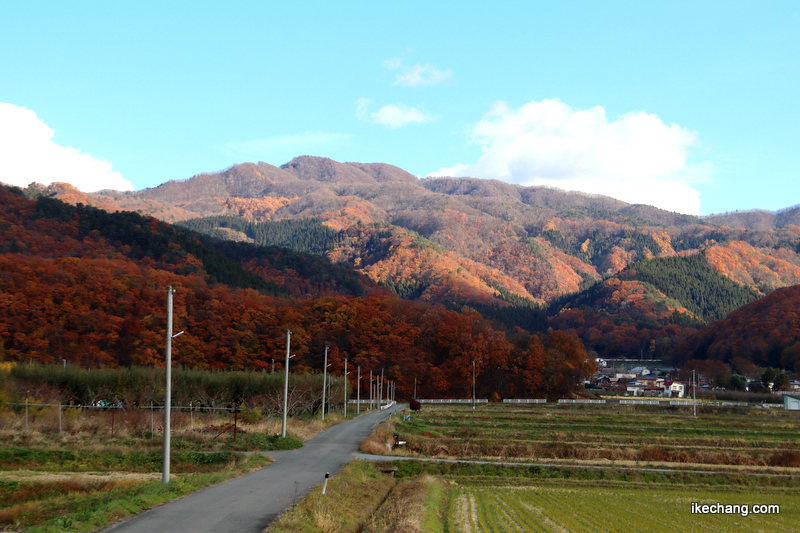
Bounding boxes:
0 186 594 398
549 277 698 360
23 156 800 375
704 240 800 292
42 157 800 313
678 284 800 372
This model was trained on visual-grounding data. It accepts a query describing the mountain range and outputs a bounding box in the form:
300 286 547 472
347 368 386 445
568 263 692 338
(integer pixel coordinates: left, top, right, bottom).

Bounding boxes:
12 155 800 369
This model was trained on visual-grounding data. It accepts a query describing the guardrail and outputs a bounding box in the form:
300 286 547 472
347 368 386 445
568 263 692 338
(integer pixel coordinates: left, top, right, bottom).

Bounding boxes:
6 403 238 411
503 399 547 404
418 399 489 404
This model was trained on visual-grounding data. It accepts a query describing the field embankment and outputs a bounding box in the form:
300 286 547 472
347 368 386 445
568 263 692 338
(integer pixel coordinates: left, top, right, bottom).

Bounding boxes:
0 403 352 532
388 403 800 470
299 403 800 532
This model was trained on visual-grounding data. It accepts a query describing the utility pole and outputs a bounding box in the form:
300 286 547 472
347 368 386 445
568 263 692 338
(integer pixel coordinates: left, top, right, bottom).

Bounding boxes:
281 330 293 438
472 360 476 411
369 370 373 410
357 365 361 414
414 377 417 400
321 346 329 421
693 369 697 417
162 286 182 484
380 368 384 407
343 359 348 417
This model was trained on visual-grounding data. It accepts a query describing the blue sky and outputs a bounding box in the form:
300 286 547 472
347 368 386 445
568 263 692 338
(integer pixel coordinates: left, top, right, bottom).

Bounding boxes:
1 1 797 215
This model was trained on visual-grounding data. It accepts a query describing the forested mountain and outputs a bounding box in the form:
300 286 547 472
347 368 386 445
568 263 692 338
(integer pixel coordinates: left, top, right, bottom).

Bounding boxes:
47 156 798 308
677 284 800 372
0 185 594 399
14 155 800 373
705 205 800 230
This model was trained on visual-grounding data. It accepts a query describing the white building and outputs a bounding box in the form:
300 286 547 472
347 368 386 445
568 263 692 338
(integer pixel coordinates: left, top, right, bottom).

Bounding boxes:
663 381 685 398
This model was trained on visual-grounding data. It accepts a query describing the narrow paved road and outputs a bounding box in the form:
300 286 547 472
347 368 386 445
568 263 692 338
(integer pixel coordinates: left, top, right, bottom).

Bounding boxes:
101 404 404 533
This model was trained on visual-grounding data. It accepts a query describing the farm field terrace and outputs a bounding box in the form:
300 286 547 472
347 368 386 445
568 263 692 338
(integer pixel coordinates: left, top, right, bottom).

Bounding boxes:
362 403 800 532
448 483 798 533
271 453 800 532
390 403 800 471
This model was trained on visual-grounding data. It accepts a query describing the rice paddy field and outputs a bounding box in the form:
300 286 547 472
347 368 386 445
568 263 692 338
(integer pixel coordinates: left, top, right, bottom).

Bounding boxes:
392 402 800 469
449 484 798 533
375 402 800 532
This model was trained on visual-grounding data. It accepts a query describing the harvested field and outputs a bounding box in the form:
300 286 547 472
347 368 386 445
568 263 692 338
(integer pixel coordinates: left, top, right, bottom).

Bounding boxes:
392 403 800 470
450 484 800 532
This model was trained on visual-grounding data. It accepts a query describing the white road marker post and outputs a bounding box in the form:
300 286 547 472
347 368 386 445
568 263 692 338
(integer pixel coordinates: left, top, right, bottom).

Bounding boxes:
322 472 330 495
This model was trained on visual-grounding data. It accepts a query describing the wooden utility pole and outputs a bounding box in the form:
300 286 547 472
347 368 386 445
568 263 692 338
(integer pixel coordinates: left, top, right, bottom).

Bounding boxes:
321 346 328 421
281 330 292 438
343 359 348 417
162 286 174 484
472 360 476 411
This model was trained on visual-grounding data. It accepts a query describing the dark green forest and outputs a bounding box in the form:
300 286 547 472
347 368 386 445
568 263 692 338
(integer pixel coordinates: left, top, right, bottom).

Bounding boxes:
629 254 760 322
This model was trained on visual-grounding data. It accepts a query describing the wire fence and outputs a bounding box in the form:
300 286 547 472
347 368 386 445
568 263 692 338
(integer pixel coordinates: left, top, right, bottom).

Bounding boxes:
2 401 265 437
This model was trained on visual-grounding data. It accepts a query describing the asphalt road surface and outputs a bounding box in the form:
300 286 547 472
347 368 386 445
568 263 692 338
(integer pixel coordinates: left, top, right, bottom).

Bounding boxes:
101 404 404 533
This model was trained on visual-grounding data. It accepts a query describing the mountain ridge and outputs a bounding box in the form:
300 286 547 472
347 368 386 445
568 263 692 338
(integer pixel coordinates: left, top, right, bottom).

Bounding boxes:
17 156 800 321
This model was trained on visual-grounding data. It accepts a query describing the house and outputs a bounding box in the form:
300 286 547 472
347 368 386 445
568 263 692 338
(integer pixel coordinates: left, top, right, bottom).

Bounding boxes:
636 376 664 388
784 394 800 411
663 381 685 398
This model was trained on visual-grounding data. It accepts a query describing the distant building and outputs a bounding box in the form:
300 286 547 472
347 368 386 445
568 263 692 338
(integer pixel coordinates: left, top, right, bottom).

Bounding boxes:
784 394 800 411
663 381 685 398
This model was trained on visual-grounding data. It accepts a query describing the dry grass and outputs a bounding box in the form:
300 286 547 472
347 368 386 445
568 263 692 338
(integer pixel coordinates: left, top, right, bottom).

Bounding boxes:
392 404 800 471
360 434 394 456
0 476 146 530
0 471 160 483
0 406 339 454
362 474 440 533
266 460 396 533
406 438 800 469
359 418 397 456
0 405 349 531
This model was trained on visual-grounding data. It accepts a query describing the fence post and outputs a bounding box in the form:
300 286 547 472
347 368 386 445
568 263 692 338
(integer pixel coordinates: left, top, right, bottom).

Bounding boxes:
233 406 238 442
58 403 62 435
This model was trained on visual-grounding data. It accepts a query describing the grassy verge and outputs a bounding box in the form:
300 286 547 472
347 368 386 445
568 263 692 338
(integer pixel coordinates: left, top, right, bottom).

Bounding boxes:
0 407 352 532
265 461 396 533
265 460 451 533
0 453 270 533
363 474 447 533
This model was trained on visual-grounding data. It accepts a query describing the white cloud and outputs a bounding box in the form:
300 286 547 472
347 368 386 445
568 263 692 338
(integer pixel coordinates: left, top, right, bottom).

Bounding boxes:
372 104 434 129
356 98 435 129
356 97 372 121
383 58 454 87
430 99 708 215
0 102 133 192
